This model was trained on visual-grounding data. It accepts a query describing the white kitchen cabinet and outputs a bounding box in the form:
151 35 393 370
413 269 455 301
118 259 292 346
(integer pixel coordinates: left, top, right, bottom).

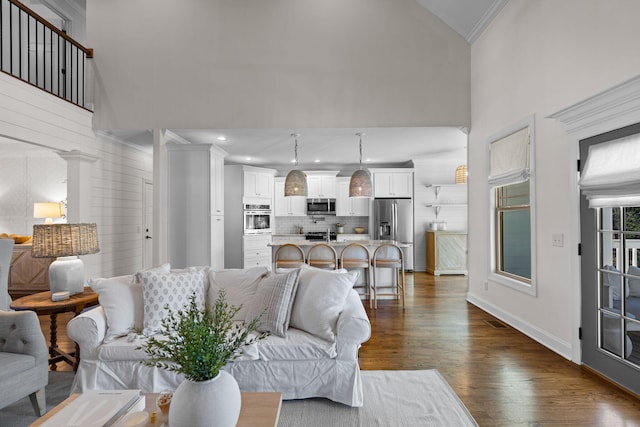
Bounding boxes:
211 153 225 215
244 170 273 199
243 234 272 269
211 215 225 270
336 234 370 242
274 178 307 216
336 179 370 216
306 173 337 198
373 171 413 198
167 144 226 269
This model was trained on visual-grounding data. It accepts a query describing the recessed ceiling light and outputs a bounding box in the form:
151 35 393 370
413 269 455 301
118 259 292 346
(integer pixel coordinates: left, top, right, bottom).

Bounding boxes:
291 158 296 163
246 157 252 161
217 136 227 142
365 158 372 163
314 159 320 163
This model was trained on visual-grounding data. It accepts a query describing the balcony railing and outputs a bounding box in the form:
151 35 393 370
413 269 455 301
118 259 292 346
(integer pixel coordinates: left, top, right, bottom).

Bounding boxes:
0 0 92 109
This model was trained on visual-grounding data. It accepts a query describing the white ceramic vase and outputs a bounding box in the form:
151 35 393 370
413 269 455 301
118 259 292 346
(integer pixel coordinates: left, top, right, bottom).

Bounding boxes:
169 371 241 427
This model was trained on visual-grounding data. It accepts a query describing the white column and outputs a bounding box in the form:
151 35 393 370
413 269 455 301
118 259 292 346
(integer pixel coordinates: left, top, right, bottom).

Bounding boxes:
153 129 169 265
58 150 98 223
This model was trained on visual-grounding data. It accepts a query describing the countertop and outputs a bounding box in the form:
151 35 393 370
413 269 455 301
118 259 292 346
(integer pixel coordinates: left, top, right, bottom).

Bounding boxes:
269 239 410 248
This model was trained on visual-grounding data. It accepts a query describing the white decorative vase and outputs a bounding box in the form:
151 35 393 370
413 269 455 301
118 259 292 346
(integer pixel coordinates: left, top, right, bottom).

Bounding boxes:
169 371 241 427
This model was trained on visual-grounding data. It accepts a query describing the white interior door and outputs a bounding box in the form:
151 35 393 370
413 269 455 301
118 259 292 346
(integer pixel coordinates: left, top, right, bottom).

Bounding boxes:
143 179 153 269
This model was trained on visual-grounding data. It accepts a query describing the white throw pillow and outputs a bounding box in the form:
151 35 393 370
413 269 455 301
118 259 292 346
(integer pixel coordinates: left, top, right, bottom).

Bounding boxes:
139 269 207 335
627 265 640 297
244 269 301 338
88 263 171 342
88 274 137 343
290 267 358 342
208 267 269 320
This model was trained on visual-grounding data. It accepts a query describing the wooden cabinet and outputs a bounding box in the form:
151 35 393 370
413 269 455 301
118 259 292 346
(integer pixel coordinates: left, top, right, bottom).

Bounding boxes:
244 170 273 199
274 178 307 216
336 179 370 216
373 170 413 198
8 244 54 298
167 144 226 269
426 231 467 276
306 173 337 198
243 234 272 268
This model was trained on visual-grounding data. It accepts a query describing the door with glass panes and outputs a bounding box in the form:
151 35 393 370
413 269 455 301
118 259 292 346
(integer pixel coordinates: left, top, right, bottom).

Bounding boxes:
580 124 640 395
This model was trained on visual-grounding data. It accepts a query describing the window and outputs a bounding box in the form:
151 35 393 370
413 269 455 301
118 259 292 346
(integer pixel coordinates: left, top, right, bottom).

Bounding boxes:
496 181 531 282
488 116 536 294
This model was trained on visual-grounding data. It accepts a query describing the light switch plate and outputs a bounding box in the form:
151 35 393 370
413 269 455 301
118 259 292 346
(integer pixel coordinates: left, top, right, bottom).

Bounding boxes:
552 233 564 247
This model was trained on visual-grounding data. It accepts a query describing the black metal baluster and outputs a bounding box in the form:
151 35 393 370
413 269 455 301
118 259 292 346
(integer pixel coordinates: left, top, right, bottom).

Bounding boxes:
9 1 13 75
1 0 4 72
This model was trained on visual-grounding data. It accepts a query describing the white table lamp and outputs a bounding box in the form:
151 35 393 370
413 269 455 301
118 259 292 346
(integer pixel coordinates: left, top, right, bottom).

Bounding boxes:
31 223 100 297
33 202 65 224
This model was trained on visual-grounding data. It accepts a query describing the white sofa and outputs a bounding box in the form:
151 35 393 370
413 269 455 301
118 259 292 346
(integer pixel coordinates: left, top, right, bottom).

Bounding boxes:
67 265 371 407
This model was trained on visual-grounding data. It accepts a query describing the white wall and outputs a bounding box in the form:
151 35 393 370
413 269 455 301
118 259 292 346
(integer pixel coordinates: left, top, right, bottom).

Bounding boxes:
0 142 67 235
467 0 640 360
86 0 470 130
0 72 153 278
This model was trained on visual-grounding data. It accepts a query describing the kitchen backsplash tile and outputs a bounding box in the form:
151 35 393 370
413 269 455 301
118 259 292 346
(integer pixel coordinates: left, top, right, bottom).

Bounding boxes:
275 216 368 235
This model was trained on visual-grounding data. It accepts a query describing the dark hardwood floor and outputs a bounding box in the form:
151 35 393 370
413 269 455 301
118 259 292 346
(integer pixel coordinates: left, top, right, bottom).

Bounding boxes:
43 272 640 426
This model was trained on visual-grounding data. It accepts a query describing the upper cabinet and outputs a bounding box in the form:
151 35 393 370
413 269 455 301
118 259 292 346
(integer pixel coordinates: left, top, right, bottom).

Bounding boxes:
244 170 273 199
306 172 338 198
274 178 307 216
336 178 370 216
372 170 413 198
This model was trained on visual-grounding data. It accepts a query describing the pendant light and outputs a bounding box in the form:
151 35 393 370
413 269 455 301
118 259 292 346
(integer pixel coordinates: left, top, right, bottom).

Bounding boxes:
455 165 468 184
284 133 308 197
349 132 373 197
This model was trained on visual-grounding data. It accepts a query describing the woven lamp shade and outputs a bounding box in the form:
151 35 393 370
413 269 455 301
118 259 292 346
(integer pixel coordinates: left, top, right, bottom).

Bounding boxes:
349 169 373 197
31 223 100 258
455 165 468 184
284 169 308 197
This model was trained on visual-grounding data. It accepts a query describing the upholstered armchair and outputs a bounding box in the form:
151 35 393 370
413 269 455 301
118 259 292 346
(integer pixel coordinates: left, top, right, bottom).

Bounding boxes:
0 238 49 416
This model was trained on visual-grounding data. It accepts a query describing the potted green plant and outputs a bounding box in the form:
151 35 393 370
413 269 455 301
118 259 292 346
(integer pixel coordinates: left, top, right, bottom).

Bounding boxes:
138 291 267 427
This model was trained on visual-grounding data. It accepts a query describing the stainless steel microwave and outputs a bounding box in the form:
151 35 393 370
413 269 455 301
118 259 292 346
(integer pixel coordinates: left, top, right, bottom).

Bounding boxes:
306 198 336 216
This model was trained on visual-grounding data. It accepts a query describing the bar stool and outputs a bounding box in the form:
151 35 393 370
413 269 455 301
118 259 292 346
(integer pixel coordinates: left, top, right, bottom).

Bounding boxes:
274 244 305 272
371 243 405 309
306 243 339 270
340 243 372 308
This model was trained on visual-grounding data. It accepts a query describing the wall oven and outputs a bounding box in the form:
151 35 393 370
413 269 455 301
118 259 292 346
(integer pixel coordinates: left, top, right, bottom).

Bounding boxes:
243 202 272 234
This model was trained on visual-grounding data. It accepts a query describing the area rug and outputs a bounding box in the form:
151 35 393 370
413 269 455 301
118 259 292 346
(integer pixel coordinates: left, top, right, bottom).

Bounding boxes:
278 370 478 427
0 370 477 427
0 371 74 427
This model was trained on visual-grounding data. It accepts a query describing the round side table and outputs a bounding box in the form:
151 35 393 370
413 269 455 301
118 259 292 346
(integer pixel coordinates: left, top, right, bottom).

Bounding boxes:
10 287 99 371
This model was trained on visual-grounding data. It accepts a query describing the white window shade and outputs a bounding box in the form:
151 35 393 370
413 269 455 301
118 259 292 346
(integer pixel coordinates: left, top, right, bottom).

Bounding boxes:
488 127 530 187
579 134 640 208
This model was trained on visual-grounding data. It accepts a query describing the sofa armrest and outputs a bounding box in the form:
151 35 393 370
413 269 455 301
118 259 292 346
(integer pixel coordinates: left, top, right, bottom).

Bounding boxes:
67 305 107 361
0 310 48 365
336 290 371 360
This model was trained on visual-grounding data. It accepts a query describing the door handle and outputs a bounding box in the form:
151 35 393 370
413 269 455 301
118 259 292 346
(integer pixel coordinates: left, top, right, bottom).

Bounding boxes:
145 236 152 239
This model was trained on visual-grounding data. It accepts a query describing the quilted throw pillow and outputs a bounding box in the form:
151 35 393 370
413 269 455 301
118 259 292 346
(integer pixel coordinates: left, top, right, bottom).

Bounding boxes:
290 267 358 342
244 269 301 338
139 269 207 335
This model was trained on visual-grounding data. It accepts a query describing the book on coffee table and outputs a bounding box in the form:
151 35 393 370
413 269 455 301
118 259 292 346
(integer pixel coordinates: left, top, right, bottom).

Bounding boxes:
39 389 141 427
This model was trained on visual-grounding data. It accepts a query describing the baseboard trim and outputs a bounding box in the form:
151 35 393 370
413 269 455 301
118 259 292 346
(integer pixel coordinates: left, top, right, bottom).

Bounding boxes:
466 292 574 361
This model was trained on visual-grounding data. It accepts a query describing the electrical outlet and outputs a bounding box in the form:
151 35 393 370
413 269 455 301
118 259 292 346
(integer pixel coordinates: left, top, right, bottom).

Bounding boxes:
484 282 489 291
552 233 564 247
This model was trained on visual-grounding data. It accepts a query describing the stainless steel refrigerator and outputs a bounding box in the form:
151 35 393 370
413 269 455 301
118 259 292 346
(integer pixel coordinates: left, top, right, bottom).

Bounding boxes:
372 198 414 271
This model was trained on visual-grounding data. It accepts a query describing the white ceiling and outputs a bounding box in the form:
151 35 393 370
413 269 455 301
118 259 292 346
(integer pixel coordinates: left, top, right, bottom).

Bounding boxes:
6 0 503 169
